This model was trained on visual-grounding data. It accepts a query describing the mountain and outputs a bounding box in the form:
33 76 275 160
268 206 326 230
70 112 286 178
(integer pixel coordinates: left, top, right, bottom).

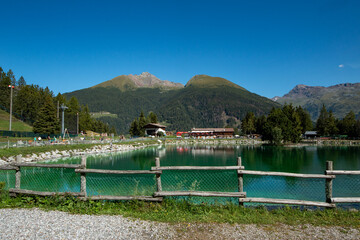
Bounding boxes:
273 83 360 120
92 72 184 90
65 74 280 134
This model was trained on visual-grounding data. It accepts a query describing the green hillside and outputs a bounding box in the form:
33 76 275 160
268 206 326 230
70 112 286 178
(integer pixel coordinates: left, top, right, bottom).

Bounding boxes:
92 75 137 91
0 109 33 132
65 75 280 134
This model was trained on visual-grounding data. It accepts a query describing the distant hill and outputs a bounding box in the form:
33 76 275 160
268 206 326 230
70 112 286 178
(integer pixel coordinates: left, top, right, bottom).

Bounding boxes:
65 74 280 134
0 109 33 132
273 83 360 120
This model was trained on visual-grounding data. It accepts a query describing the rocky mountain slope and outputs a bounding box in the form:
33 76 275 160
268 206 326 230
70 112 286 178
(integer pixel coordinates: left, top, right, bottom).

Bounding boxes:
273 83 360 120
92 72 184 90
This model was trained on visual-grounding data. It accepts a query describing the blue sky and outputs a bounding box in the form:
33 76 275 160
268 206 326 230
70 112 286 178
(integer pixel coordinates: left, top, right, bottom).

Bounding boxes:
1 0 359 98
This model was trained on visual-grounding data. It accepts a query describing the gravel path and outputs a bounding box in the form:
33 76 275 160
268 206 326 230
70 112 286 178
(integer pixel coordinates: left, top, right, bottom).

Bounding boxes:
1 208 359 239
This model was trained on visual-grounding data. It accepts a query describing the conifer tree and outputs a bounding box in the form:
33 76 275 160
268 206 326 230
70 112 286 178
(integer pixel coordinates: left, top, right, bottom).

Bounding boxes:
242 112 256 134
129 118 140 136
138 111 147 136
33 96 59 134
147 111 158 123
316 105 329 136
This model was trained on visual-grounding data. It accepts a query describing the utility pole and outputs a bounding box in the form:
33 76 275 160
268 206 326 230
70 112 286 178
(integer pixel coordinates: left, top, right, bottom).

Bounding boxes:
8 85 14 131
57 101 59 119
77 112 79 135
60 104 68 135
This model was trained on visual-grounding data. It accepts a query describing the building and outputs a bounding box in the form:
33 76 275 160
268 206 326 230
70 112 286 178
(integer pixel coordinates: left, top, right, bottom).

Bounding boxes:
144 123 166 136
189 128 234 138
304 131 318 139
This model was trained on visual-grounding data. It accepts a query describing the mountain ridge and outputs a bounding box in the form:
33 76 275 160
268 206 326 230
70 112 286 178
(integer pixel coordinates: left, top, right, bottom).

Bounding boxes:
65 74 279 133
273 82 360 120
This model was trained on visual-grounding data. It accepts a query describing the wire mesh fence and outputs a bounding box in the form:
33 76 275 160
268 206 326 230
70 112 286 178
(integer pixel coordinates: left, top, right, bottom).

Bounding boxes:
0 170 15 189
244 175 326 202
162 170 238 192
333 175 360 198
0 160 359 207
86 173 156 197
20 167 80 193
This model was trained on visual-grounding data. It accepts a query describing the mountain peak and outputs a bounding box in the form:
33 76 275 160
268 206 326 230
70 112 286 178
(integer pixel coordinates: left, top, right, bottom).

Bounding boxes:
92 72 184 90
185 75 246 90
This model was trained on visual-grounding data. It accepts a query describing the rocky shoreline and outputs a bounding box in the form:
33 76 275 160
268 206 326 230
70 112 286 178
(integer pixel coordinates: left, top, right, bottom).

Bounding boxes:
0 143 154 166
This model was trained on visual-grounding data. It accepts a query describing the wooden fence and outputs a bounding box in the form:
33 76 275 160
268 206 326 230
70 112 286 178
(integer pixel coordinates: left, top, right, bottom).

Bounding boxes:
0 155 359 208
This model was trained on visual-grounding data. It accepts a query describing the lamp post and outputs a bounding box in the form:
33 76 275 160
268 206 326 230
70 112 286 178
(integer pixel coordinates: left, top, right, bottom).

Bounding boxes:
60 104 68 135
8 85 14 131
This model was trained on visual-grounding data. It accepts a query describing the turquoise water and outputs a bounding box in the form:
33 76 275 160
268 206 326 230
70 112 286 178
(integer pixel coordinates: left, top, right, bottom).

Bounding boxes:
1 145 359 205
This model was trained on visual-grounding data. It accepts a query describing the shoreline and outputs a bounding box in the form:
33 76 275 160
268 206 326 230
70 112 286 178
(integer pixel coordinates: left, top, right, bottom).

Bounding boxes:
1 138 360 165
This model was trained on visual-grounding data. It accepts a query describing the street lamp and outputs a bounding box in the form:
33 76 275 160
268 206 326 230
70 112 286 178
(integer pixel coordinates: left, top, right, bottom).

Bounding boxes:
60 104 68 135
8 85 14 131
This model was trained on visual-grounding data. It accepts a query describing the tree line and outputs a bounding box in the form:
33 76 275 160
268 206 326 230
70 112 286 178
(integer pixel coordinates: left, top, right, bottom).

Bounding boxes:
0 67 115 135
241 104 360 144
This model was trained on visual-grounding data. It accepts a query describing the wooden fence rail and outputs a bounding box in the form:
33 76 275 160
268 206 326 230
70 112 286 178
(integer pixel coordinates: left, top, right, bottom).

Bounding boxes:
0 156 359 208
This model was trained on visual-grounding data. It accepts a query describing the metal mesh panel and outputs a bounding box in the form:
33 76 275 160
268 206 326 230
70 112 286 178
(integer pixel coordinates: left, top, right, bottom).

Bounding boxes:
333 175 360 198
0 170 16 189
20 167 80 193
86 173 156 197
244 175 326 202
162 170 238 192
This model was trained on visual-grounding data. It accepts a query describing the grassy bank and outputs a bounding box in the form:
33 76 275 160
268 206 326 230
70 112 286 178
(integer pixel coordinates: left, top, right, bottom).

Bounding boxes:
0 190 359 227
0 109 32 132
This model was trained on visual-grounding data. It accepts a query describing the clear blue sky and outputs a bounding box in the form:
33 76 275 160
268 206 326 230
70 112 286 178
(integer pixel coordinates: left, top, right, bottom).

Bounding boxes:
1 0 359 98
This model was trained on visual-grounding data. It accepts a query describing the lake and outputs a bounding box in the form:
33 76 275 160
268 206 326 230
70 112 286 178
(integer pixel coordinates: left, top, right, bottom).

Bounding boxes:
1 145 359 206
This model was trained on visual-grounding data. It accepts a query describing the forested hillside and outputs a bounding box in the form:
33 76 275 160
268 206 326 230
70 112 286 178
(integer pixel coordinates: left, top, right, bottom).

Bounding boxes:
65 74 280 133
0 67 114 135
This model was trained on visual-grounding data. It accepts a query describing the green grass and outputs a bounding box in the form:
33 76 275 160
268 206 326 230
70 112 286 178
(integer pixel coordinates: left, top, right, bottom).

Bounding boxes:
0 109 33 132
91 112 118 119
0 190 359 227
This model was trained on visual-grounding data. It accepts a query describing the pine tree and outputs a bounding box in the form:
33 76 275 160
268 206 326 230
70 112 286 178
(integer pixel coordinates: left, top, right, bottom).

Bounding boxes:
17 76 26 87
295 106 313 133
242 112 256 134
129 118 140 136
147 111 158 123
33 96 59 134
338 111 356 137
316 105 329 136
138 111 147 136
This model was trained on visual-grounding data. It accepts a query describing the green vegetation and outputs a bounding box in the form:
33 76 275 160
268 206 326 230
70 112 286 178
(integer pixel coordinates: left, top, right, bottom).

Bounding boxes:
0 191 358 227
0 66 116 135
66 75 280 134
91 112 118 119
315 106 360 138
0 109 32 132
245 104 308 144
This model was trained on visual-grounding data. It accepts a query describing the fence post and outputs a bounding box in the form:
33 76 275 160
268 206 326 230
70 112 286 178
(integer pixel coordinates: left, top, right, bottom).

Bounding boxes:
80 155 87 198
237 157 244 206
155 157 162 192
15 155 21 189
325 161 333 205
